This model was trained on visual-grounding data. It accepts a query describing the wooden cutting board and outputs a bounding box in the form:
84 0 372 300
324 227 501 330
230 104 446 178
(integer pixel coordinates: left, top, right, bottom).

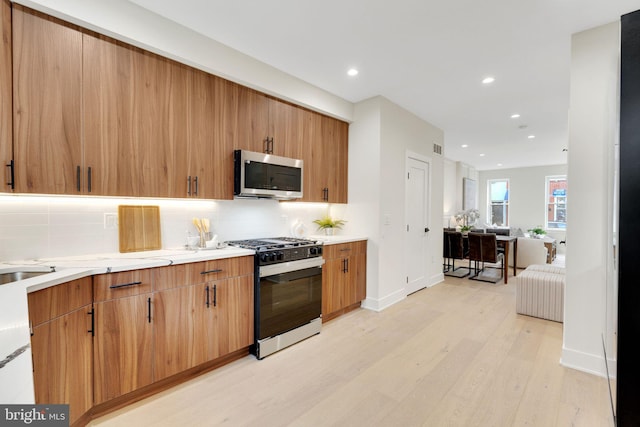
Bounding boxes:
118 205 162 253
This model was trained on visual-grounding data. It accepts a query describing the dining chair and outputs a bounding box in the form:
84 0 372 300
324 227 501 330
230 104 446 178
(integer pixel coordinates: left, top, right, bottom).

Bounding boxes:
443 231 468 277
468 232 504 283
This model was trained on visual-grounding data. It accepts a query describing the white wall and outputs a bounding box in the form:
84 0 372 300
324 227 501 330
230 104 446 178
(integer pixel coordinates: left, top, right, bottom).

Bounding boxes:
564 21 619 377
479 164 568 249
349 96 445 311
0 195 334 261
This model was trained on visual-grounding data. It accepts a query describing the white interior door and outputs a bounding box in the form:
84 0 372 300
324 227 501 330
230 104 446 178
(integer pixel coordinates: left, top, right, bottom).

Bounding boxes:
405 156 430 295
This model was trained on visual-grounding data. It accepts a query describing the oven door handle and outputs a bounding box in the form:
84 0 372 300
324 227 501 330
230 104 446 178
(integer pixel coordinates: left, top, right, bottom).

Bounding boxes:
259 257 325 277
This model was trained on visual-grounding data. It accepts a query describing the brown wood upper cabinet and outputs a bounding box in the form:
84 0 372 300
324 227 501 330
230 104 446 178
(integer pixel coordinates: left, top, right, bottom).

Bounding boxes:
12 6 84 194
9 5 348 201
232 85 310 160
307 113 349 203
1 0 12 192
83 34 192 198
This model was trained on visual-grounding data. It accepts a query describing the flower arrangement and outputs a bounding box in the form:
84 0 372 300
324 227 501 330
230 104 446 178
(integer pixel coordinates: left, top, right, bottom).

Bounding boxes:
455 209 480 232
527 226 546 237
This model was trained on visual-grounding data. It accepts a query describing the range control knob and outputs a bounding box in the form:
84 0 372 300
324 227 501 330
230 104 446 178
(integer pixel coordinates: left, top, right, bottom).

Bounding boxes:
276 251 284 261
309 247 318 255
268 252 276 262
260 253 269 263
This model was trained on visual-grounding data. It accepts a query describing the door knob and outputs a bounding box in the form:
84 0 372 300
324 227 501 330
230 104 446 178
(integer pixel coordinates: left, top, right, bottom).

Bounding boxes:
425 227 430 233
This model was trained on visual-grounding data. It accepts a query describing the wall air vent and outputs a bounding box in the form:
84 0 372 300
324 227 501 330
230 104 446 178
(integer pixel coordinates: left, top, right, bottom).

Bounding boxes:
433 143 443 155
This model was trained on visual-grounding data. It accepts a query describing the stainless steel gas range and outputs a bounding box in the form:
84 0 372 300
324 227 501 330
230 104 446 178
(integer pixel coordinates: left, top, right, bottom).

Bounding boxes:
226 237 324 359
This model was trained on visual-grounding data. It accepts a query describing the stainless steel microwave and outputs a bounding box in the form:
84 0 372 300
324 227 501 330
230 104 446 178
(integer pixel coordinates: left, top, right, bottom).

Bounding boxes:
233 150 303 200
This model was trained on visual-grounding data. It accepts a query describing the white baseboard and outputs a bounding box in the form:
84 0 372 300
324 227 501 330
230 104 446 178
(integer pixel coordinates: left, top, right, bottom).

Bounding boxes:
361 288 406 312
560 346 612 378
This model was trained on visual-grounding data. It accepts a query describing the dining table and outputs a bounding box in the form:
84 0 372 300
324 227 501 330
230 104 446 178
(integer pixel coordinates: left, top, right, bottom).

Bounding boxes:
495 235 517 284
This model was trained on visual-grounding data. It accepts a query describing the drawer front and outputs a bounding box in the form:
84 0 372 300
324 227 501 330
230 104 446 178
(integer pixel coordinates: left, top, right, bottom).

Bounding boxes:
155 256 255 291
28 277 93 326
323 240 366 259
187 256 254 285
93 269 153 302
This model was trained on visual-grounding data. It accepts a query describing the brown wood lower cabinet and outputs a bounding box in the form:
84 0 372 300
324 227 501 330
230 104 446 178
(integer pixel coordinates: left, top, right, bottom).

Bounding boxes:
27 277 93 426
154 261 254 380
93 292 154 404
322 240 367 322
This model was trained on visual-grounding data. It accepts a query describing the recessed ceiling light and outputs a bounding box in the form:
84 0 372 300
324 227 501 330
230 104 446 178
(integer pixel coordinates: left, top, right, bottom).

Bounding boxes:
528 135 535 139
347 68 359 76
482 76 495 84
479 153 486 157
511 114 520 119
461 144 469 148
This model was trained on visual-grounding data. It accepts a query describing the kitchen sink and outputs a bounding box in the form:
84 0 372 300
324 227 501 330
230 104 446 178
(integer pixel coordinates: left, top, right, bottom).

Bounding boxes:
0 271 49 285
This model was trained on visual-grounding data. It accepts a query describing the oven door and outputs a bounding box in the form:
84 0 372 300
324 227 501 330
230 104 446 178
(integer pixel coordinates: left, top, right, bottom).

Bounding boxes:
258 259 323 340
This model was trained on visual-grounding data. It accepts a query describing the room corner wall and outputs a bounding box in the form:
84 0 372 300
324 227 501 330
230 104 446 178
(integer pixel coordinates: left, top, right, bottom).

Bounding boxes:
564 21 619 377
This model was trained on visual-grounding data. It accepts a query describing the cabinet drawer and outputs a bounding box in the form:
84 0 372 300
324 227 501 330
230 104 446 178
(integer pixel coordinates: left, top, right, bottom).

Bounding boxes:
187 256 254 285
28 277 93 327
154 256 255 291
323 240 367 260
93 269 153 302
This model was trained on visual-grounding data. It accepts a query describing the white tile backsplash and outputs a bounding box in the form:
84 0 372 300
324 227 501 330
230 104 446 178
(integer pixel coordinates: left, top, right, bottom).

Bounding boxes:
0 195 343 261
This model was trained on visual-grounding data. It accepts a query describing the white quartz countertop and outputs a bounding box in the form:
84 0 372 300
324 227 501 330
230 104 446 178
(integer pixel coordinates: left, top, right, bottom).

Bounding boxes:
309 235 368 245
0 246 255 293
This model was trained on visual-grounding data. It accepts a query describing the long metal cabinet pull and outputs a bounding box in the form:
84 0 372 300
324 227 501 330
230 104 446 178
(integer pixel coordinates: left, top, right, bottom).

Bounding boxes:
87 167 92 193
194 176 198 196
206 285 210 308
201 269 223 275
187 176 192 196
147 297 152 323
76 166 81 191
213 284 217 307
87 308 95 336
6 160 14 189
109 281 142 289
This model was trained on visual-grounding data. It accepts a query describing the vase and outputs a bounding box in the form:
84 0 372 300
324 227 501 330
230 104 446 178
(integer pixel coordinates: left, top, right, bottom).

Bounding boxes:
324 228 335 236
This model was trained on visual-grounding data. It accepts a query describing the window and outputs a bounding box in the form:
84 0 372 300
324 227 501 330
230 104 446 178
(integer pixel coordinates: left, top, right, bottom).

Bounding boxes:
546 176 567 229
488 179 509 226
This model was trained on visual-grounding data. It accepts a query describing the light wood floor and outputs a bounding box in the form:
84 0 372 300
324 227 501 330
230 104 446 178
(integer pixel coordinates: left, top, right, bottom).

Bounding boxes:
90 272 613 427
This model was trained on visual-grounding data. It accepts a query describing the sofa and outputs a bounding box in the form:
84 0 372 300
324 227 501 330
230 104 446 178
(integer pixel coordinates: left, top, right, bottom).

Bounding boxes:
515 237 548 269
515 264 565 322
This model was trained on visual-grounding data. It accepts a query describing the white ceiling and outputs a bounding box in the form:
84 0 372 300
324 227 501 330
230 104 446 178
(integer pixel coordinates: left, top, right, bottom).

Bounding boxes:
128 0 640 171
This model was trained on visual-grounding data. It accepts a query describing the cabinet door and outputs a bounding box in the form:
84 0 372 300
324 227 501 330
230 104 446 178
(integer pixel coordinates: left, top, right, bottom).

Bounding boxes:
31 308 93 426
93 294 154 404
309 114 349 203
322 257 345 318
13 6 82 194
216 275 254 355
344 251 367 307
1 0 11 192
268 98 311 160
154 285 205 380
231 83 270 153
185 69 215 199
83 34 189 197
